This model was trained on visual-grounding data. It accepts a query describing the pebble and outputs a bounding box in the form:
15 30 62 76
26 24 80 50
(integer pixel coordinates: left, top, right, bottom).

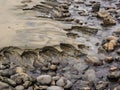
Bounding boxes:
64 80 72 89
97 11 110 18
39 85 48 90
85 56 103 66
47 86 64 90
107 71 120 82
56 77 66 87
23 81 32 88
0 81 9 89
103 15 116 25
50 64 57 70
105 56 114 63
84 69 96 81
3 78 16 87
37 75 52 85
16 67 24 74
15 85 25 90
110 66 118 71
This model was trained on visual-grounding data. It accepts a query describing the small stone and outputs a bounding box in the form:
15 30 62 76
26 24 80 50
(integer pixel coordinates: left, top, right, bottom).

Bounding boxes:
23 81 32 89
96 81 108 90
110 66 118 71
107 36 118 41
85 56 103 66
15 85 24 90
16 67 24 74
103 40 116 51
3 78 16 87
39 85 48 90
56 77 66 87
64 80 72 89
105 56 114 63
52 76 60 81
34 84 39 90
48 71 56 76
97 11 110 18
84 69 96 81
73 62 88 72
0 81 9 89
74 0 84 4
37 75 52 85
103 15 116 26
50 64 57 70
51 80 56 85
107 71 120 82
79 86 91 90
47 86 64 90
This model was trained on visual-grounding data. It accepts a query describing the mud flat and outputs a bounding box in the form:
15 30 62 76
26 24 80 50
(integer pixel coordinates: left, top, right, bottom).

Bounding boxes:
1 0 120 90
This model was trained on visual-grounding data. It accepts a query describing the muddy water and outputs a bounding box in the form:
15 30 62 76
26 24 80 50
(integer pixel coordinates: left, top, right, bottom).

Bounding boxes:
0 0 78 48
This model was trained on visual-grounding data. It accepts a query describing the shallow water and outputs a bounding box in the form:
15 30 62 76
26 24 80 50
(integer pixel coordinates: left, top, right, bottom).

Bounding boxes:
0 0 119 56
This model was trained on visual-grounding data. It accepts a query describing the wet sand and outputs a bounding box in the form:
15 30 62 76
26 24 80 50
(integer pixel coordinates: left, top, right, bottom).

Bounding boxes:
0 0 78 48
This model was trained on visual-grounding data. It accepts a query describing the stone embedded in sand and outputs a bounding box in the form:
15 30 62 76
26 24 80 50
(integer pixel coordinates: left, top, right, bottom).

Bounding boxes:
85 56 103 66
97 11 110 18
37 75 52 85
103 15 116 25
107 71 120 82
97 10 116 26
107 36 118 41
105 56 114 63
103 39 117 51
103 42 113 51
110 66 118 71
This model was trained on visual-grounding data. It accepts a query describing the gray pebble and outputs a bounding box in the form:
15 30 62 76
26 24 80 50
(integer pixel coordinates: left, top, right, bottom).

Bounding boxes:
47 86 64 90
37 75 52 85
